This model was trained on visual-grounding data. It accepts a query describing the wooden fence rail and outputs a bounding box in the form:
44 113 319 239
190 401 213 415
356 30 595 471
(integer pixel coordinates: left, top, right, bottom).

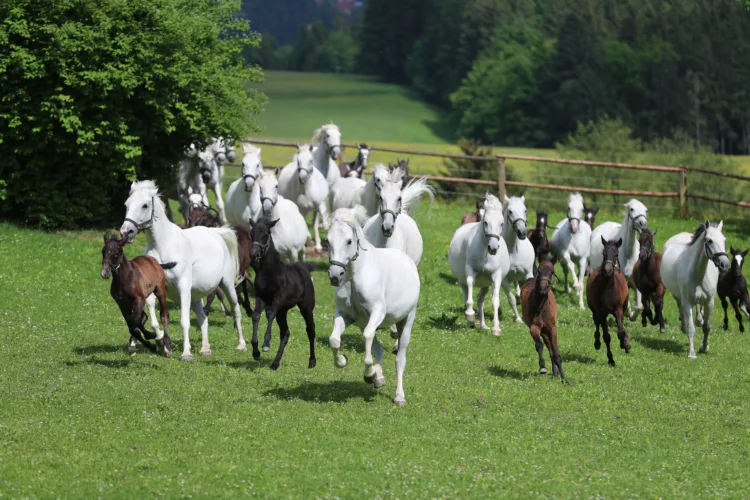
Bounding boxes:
238 137 749 216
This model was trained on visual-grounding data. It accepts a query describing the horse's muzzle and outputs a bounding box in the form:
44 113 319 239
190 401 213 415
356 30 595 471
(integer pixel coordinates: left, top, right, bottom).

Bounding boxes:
487 245 498 255
120 224 137 243
604 263 614 276
100 266 111 279
262 200 274 215
330 146 341 160
570 220 579 234
328 267 345 286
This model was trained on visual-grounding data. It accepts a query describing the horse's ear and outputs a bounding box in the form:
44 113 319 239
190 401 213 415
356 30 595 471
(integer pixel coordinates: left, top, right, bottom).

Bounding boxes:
730 246 737 255
601 235 607 246
269 218 280 228
117 235 128 246
717 220 723 231
652 228 657 237
521 195 525 203
704 220 710 229
616 238 623 248
248 218 255 228
593 208 599 214
103 232 110 243
274 167 280 178
503 194 510 204
309 144 314 152
742 249 749 258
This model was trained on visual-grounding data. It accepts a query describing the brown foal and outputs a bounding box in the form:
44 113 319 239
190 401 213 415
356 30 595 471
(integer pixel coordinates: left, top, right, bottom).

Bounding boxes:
632 229 666 332
460 199 483 226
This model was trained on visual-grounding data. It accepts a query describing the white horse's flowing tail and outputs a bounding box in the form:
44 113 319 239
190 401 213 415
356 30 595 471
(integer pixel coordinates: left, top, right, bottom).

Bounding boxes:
401 177 436 216
215 227 240 285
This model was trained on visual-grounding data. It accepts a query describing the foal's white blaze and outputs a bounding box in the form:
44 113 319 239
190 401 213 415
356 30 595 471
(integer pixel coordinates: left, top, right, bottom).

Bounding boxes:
736 254 743 269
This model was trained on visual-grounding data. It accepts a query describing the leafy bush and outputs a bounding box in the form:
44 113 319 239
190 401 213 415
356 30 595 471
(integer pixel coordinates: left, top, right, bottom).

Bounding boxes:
0 0 265 228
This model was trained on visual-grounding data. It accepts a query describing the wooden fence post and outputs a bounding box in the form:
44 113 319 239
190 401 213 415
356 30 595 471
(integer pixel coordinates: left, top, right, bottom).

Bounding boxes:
679 170 687 217
497 157 506 200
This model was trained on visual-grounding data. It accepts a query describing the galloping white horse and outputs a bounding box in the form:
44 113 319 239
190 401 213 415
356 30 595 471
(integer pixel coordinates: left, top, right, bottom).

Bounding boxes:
257 170 309 263
363 174 434 265
278 144 330 251
501 195 535 322
327 207 420 407
225 143 263 227
120 180 246 360
182 139 235 224
550 193 592 309
590 199 649 318
662 221 730 359
449 193 511 336
311 124 342 190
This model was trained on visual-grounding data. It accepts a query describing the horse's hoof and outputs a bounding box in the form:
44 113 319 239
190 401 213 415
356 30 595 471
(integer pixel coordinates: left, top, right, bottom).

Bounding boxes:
608 360 616 367
262 346 270 352
594 342 601 350
390 325 399 339
480 322 490 330
269 363 279 371
491 328 502 337
128 344 137 354
699 345 709 354
252 352 261 361
364 372 377 384
180 353 194 362
335 354 348 368
515 317 523 324
466 313 476 327
164 349 172 358
308 359 316 369
236 344 247 351
539 367 548 375
199 348 212 357
659 327 666 334
391 345 398 355
374 376 386 389
393 399 406 407
130 351 137 357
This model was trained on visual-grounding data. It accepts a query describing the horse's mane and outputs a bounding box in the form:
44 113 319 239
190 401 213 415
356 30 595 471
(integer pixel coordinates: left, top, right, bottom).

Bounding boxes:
242 143 261 157
688 221 718 246
129 180 167 213
332 206 368 229
311 124 338 146
372 163 388 177
260 170 277 181
484 193 503 211
388 165 406 184
400 177 435 214
568 193 584 206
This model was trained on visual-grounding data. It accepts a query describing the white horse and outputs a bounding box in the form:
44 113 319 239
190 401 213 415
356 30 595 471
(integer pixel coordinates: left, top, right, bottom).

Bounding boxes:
550 193 592 309
327 207 420 407
661 221 730 359
501 195 535 322
225 143 263 227
590 199 649 319
175 152 210 223
311 124 342 190
258 170 309 263
278 144 330 251
362 175 434 265
183 139 235 224
119 180 246 361
449 193 511 336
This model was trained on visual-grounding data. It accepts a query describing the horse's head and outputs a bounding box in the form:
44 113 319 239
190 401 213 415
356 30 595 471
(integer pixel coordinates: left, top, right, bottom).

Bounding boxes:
296 144 315 184
121 180 161 242
327 207 369 287
584 206 599 228
248 217 278 263
379 178 403 237
198 151 217 185
702 220 730 272
241 144 263 192
536 256 557 295
372 164 390 193
504 195 528 240
258 170 280 216
567 193 585 234
730 247 749 277
600 236 622 277
314 124 341 161
101 232 126 279
625 199 648 233
535 209 548 230
210 138 235 165
483 193 505 255
358 144 370 167
638 228 657 261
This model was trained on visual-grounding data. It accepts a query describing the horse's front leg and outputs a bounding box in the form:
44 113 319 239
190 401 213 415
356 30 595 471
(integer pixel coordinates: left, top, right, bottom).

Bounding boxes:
730 297 745 333
318 200 331 231
653 287 666 333
146 293 165 340
683 298 697 359
251 297 265 360
490 277 503 336
576 256 587 309
214 184 227 225
178 286 194 361
191 300 211 356
529 324 546 374
502 279 522 324
312 209 323 252
394 307 417 407
631 288 644 321
567 256 581 293
615 307 630 354
464 267 477 327
700 298 714 354
477 287 489 330
362 306 386 382
721 296 730 330
329 310 352 368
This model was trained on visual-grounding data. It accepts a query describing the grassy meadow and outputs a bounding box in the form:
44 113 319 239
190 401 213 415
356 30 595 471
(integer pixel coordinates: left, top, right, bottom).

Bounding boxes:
2 204 750 497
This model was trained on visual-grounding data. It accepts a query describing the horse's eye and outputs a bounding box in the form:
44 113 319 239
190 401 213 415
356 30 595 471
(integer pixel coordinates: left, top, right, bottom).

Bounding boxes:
346 239 352 245
142 204 148 209
708 239 713 245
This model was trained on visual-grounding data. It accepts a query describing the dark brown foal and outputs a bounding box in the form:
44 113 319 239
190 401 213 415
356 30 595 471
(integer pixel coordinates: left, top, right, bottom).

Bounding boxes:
527 209 550 264
586 237 631 366
100 234 173 356
521 256 566 381
460 199 483 226
632 229 666 332
718 248 750 332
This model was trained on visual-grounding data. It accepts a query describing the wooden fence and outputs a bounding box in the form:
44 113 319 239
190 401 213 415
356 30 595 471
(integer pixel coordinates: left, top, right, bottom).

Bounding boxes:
242 138 750 216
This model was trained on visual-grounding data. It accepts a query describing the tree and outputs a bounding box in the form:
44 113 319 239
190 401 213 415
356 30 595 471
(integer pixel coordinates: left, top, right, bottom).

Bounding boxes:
0 0 265 228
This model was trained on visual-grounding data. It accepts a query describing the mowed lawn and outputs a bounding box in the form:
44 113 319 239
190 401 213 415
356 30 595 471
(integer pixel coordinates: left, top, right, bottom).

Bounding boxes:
1 205 749 497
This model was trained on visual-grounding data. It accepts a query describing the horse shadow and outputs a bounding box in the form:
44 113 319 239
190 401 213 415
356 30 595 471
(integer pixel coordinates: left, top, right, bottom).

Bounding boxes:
265 380 377 404
427 313 460 330
564 353 596 364
438 272 457 286
632 334 686 355
204 359 272 371
487 365 532 380
74 344 125 355
64 358 139 369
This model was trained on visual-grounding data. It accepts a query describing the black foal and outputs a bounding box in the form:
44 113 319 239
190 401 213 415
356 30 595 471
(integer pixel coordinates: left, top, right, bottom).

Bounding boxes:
249 217 317 370
718 248 750 332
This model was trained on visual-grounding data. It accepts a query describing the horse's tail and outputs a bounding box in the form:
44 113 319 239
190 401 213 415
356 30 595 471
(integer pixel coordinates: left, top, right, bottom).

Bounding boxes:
216 227 240 286
401 177 436 216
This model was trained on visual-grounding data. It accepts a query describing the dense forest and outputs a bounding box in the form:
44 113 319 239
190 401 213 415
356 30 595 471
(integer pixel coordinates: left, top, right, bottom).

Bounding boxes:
248 0 750 154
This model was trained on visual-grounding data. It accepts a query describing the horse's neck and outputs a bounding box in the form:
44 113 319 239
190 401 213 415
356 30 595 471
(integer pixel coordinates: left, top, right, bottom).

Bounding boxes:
686 237 710 283
146 203 182 252
112 254 132 283
619 215 637 253
313 147 329 177
249 182 262 217
348 239 375 283
257 247 284 280
502 215 517 247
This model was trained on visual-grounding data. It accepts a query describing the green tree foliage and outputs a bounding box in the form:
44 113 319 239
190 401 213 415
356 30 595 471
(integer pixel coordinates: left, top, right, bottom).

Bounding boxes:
241 0 339 46
0 0 265 228
288 18 357 73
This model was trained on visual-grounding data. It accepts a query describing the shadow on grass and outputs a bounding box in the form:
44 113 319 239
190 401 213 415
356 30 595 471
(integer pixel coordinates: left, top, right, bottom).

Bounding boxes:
64 358 138 369
427 314 460 330
204 358 273 371
632 334 686 355
265 380 377 403
564 353 597 364
438 272 457 286
74 344 126 355
488 365 532 380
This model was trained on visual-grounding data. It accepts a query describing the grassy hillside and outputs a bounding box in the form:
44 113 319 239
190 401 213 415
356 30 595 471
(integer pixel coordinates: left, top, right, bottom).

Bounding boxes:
2 208 750 497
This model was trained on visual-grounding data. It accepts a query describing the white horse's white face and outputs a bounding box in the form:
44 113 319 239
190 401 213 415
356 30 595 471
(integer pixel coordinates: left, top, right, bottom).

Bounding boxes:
359 147 370 166
378 180 403 237
121 187 157 243
188 191 208 210
241 150 262 192
482 205 505 255
296 145 315 184
626 199 649 233
704 221 730 272
372 166 390 193
258 173 279 216
327 221 359 286
504 195 528 240
198 152 218 185
567 197 585 234
323 126 342 160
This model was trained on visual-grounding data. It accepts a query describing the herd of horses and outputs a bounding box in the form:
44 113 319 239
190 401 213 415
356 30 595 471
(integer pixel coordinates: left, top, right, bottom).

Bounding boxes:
99 123 750 406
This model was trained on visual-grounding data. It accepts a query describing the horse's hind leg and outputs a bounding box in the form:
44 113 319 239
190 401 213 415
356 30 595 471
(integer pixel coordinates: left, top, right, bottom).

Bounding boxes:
251 297 265 360
561 258 571 293
145 293 165 340
367 336 386 388
615 308 630 354
491 279 502 336
155 287 172 357
700 298 713 354
464 273 476 327
683 298 697 359
530 324 546 374
477 287 489 330
502 280 523 324
641 294 652 328
299 303 317 369
240 280 253 317
602 318 615 366
631 288 643 321
394 307 416 407
191 300 211 356
731 297 744 333
220 278 246 351
653 288 666 333
721 296 730 330
270 309 291 370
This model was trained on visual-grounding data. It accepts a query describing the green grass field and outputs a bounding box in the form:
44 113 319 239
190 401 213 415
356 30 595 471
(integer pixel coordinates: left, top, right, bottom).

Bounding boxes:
2 205 750 497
